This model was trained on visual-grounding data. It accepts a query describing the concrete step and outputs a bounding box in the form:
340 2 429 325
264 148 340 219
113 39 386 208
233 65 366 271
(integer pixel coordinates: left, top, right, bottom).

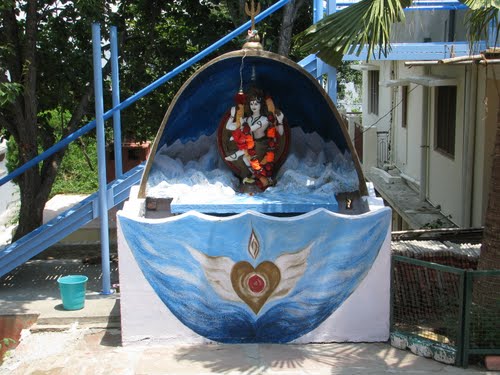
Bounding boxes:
31 321 120 332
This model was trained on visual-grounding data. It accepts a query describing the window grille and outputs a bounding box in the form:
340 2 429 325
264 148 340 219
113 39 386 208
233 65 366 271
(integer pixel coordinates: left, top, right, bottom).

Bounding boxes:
435 86 457 158
368 70 379 115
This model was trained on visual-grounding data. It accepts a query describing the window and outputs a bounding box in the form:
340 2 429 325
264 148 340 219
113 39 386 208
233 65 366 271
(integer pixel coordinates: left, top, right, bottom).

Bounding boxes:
435 86 457 157
401 86 408 128
368 70 379 115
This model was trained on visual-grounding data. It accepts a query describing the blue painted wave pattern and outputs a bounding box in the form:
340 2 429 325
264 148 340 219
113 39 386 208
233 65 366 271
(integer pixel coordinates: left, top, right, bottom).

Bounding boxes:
118 208 391 343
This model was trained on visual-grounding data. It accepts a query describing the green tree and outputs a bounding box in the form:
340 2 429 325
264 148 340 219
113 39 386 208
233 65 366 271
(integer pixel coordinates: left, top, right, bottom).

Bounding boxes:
1 0 111 240
111 0 236 141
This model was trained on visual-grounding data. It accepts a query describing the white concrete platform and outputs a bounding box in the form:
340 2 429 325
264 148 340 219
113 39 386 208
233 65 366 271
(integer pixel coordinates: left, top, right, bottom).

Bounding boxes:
43 194 120 244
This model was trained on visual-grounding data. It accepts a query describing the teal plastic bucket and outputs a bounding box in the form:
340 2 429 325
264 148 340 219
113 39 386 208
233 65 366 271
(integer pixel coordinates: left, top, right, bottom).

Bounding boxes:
58 275 88 310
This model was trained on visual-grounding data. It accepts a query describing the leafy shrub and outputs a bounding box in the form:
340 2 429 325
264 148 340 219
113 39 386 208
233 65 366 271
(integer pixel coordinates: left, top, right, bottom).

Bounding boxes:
50 136 98 197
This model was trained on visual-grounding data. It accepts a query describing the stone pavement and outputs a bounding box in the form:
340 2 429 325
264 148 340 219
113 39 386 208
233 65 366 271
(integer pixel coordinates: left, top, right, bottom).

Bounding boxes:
0 258 495 374
1 328 494 375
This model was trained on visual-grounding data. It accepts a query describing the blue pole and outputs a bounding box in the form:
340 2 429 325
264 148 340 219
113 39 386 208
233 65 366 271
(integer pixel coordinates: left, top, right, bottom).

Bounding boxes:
110 26 123 179
313 0 337 104
326 0 337 104
334 1 467 9
92 23 112 295
488 11 499 48
327 0 337 15
313 0 322 23
0 0 291 188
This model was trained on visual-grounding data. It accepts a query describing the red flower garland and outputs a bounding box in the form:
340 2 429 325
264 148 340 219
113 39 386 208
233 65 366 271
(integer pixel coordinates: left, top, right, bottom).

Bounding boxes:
229 95 280 190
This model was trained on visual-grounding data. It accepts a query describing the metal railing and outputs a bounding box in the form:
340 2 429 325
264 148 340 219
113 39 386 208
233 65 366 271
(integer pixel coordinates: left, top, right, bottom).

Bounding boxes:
392 255 500 367
336 0 468 11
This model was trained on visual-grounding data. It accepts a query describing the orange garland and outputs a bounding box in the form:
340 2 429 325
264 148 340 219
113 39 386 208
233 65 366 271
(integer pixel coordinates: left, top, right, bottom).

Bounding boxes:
229 94 281 190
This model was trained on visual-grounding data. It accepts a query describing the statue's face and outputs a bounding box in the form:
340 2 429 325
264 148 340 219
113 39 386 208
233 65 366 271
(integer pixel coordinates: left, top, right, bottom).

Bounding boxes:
250 99 261 114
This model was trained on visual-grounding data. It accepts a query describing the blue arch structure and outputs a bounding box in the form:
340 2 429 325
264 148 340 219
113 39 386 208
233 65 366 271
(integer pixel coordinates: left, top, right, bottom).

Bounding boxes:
139 49 366 197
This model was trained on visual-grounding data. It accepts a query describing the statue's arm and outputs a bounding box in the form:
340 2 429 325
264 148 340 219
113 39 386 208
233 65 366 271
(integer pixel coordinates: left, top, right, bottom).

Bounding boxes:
226 106 238 130
276 110 285 136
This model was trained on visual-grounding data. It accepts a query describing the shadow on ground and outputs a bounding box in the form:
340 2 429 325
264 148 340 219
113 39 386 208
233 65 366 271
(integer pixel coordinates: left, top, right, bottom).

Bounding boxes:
171 342 443 375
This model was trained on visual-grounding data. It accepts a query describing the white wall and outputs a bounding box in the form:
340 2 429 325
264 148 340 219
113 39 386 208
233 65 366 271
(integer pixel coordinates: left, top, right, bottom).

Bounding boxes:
0 139 20 246
426 65 465 225
391 64 425 183
365 61 497 228
391 9 468 43
118 190 392 345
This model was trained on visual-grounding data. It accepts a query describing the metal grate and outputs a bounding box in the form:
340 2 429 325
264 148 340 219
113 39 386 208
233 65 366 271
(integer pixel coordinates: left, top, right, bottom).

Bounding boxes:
466 273 500 355
392 255 500 367
392 256 464 347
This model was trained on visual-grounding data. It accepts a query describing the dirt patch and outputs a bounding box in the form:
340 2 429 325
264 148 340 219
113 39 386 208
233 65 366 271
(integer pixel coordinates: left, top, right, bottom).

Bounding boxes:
0 314 38 364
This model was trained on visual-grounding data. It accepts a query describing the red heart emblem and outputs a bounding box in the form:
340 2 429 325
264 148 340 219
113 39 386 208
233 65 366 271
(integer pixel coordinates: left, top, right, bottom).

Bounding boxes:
231 261 281 314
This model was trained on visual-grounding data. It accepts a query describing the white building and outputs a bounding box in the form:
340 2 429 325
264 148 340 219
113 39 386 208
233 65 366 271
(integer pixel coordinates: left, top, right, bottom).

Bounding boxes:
346 6 498 230
0 138 20 246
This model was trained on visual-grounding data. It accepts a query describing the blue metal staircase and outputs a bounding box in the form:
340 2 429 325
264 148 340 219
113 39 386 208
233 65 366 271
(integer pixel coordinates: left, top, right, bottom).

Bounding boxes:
0 164 144 277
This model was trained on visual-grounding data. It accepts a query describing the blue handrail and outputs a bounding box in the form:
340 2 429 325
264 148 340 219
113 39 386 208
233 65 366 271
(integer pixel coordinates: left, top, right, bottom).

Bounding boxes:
335 0 467 9
0 0 291 188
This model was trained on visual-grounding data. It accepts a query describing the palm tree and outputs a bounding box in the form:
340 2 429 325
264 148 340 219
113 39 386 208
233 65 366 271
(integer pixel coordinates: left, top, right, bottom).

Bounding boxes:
297 0 499 275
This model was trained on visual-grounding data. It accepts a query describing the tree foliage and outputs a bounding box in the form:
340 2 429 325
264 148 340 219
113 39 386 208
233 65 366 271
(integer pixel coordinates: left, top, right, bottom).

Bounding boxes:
109 0 237 141
0 0 113 239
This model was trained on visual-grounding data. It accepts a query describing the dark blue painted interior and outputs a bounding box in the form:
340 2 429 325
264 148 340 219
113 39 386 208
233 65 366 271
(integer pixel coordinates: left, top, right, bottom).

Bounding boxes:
157 55 349 153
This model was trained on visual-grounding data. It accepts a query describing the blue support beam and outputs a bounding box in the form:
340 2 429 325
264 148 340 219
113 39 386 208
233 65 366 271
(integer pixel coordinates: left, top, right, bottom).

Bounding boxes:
313 0 323 23
313 0 338 104
110 26 123 179
324 0 337 104
92 23 112 295
335 0 468 10
342 41 486 61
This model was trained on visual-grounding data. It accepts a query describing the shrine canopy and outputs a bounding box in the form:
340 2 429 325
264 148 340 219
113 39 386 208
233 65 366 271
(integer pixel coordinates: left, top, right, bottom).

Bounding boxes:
154 49 353 156
139 48 367 205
